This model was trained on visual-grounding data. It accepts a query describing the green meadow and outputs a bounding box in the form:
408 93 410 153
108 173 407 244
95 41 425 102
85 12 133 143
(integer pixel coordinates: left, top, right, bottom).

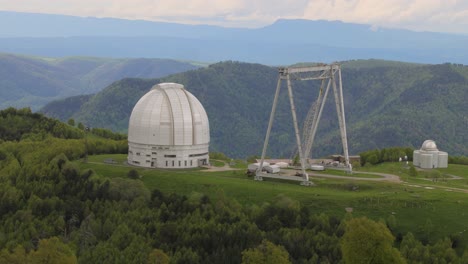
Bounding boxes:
77 154 468 247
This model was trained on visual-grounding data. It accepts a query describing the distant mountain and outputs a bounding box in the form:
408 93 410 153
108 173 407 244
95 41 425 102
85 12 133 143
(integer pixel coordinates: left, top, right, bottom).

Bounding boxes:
1 11 468 65
41 60 468 158
0 53 200 110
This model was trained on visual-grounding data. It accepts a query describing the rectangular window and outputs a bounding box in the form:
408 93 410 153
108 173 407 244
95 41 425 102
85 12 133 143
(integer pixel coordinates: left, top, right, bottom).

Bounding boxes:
164 155 176 158
189 152 209 157
185 161 187 166
172 161 174 167
178 161 181 167
190 160 193 166
136 152 140 156
152 152 157 155
166 161 168 166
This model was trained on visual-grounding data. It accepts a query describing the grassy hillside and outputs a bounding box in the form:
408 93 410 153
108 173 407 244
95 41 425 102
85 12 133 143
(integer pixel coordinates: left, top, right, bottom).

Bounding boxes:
0 53 199 110
41 60 468 158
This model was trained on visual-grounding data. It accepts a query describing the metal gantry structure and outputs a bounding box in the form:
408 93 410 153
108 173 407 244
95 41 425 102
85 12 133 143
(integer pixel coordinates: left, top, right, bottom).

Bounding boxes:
255 64 351 186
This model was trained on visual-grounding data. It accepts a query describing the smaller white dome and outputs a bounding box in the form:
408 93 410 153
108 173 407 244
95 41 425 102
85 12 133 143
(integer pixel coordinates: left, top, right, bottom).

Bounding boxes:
421 140 438 151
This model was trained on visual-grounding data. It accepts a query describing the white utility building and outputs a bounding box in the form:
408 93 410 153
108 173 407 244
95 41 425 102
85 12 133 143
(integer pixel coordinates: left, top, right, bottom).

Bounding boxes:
413 140 448 169
127 83 210 168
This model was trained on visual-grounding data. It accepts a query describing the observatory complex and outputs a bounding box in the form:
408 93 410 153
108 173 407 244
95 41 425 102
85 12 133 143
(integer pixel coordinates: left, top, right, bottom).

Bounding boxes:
413 140 448 169
127 83 210 168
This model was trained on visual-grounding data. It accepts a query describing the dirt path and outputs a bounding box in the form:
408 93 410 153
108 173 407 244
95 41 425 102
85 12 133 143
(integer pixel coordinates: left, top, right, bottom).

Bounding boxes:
309 171 402 183
276 169 402 183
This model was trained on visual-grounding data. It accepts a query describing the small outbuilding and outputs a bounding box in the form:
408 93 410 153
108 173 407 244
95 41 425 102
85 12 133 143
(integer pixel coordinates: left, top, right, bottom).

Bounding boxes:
413 140 448 169
310 165 325 171
264 164 280 174
248 162 270 172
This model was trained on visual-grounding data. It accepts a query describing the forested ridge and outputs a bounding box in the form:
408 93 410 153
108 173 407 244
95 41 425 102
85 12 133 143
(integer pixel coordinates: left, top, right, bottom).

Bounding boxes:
0 53 199 110
41 60 468 158
1 109 468 263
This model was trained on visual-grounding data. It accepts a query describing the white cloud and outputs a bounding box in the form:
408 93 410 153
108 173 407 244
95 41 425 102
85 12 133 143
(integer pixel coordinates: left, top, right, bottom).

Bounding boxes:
1 0 468 33
302 0 468 34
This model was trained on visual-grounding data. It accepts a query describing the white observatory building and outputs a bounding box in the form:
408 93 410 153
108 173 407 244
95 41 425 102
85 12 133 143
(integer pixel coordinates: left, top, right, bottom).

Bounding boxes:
413 140 448 169
127 83 210 168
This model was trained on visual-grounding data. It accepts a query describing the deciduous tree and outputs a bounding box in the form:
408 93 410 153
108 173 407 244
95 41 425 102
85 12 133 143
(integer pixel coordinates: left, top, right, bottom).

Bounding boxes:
241 239 291 264
340 217 405 264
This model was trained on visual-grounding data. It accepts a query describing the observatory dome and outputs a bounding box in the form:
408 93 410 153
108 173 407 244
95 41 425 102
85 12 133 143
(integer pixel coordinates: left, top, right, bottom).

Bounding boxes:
127 83 209 168
421 140 438 151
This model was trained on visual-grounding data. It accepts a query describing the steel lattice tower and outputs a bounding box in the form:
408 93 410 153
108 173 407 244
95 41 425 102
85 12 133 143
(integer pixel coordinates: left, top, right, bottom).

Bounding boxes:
256 64 351 186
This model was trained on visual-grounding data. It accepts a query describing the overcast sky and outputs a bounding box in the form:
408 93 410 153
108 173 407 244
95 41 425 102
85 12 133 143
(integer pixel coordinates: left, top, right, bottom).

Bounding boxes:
1 0 468 34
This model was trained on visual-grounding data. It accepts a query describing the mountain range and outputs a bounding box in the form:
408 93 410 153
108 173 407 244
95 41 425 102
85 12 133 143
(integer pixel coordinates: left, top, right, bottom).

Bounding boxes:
1 11 468 65
40 60 468 158
0 53 199 110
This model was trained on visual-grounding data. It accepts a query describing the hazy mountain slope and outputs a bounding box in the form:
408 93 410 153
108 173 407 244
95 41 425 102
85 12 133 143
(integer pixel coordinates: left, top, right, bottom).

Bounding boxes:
41 60 468 158
39 94 93 121
0 53 199 110
0 10 243 38
1 11 468 65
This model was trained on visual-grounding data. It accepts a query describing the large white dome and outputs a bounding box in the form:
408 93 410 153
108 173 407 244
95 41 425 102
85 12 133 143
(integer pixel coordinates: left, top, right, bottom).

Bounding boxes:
127 83 210 168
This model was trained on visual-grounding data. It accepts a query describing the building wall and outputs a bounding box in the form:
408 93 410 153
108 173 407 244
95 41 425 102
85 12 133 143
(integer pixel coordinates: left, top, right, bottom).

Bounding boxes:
438 152 448 168
413 150 420 166
413 150 448 169
420 153 434 169
128 142 209 168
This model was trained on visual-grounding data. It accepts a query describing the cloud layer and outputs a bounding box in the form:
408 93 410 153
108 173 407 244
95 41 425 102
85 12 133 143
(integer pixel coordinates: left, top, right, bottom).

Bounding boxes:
1 0 468 34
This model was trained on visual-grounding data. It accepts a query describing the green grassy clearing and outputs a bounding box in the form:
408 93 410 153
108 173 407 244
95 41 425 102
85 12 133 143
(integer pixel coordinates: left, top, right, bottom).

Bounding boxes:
357 162 468 189
75 155 468 247
210 160 225 167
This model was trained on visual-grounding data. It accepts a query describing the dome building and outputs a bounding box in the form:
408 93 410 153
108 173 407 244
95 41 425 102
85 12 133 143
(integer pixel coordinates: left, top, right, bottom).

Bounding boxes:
413 140 448 169
127 83 209 168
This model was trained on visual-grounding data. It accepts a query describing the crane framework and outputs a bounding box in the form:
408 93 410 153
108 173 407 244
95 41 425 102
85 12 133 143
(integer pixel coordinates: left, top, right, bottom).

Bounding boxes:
255 64 351 186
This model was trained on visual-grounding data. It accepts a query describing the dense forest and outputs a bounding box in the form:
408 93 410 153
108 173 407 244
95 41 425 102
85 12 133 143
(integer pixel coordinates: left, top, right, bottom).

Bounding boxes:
41 60 468 159
1 109 468 263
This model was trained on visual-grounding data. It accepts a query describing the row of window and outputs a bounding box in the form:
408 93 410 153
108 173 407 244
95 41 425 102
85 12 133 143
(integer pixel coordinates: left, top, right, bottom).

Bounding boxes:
132 159 193 167
152 146 170 150
165 160 193 167
130 152 207 158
